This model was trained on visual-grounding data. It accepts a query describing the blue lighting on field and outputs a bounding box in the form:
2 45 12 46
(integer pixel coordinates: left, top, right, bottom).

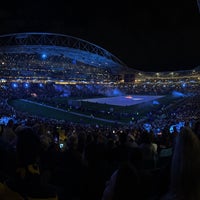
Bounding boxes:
181 83 186 88
172 90 185 97
76 85 81 89
104 88 124 97
12 83 18 88
24 83 29 89
41 53 47 59
113 88 123 96
72 59 76 64
39 83 43 88
153 100 159 105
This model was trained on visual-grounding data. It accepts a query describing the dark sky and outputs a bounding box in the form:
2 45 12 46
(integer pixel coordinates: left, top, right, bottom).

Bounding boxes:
0 0 200 72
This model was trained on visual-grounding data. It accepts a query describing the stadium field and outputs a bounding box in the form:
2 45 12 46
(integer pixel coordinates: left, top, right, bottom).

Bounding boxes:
8 94 181 126
77 95 164 106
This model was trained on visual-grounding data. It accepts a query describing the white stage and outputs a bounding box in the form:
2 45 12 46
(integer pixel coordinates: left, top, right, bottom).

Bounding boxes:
78 95 164 106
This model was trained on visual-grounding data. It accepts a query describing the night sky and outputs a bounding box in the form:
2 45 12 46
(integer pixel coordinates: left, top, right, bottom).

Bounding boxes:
0 0 200 72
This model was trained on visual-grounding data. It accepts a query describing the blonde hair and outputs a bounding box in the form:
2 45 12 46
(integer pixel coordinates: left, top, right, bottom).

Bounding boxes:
170 127 200 199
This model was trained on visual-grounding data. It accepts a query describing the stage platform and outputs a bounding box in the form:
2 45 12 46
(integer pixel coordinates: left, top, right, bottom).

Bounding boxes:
78 95 164 106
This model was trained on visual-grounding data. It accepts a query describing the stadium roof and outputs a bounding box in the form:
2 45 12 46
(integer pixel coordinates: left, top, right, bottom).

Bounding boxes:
0 32 128 73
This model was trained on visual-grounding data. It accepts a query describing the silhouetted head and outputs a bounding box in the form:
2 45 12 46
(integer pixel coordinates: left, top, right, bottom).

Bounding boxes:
170 126 200 199
16 126 41 166
197 0 200 12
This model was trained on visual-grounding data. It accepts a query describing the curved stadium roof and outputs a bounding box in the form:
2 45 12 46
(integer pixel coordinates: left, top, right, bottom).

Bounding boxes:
0 32 128 73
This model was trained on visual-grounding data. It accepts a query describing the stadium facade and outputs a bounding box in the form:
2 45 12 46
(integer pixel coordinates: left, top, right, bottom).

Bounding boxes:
0 32 199 87
0 32 133 85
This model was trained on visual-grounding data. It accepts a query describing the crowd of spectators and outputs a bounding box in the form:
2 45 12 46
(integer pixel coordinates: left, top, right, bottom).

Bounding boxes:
0 77 199 199
0 116 200 199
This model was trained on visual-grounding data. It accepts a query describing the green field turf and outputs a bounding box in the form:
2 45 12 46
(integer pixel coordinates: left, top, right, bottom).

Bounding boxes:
8 94 181 126
8 99 124 126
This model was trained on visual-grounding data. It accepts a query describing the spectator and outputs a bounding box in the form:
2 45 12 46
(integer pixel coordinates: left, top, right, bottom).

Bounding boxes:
0 126 58 200
161 127 200 200
193 120 200 140
2 119 16 147
101 162 141 200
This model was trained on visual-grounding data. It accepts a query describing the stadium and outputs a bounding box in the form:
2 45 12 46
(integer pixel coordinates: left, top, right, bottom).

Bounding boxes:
0 32 200 128
0 32 131 84
0 32 200 200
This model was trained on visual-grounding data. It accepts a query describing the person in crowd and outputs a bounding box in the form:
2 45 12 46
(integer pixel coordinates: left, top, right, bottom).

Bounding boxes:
139 131 157 169
126 133 138 148
2 119 17 147
161 126 200 200
0 126 59 200
197 0 200 12
101 161 141 200
193 120 200 140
